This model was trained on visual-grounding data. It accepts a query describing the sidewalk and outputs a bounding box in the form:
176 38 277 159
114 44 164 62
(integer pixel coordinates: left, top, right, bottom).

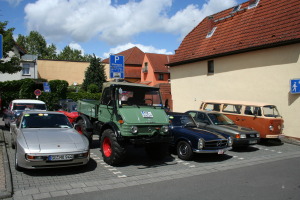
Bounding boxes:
0 127 12 199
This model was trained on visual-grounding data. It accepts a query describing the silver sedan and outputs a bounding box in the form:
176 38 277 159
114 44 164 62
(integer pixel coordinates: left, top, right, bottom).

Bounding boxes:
10 111 90 170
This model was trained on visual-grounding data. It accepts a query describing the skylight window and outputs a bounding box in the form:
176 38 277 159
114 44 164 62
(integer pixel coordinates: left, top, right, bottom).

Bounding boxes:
248 0 260 9
206 27 217 38
232 5 241 13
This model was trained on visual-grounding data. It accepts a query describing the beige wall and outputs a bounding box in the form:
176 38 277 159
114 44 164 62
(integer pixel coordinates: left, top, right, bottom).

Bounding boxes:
170 43 300 138
37 60 90 85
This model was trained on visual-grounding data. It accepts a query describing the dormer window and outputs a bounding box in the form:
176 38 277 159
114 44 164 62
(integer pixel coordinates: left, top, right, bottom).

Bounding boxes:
232 5 241 13
248 0 260 9
206 27 217 38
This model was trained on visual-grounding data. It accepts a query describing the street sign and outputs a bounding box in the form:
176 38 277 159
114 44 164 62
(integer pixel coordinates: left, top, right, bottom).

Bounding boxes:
0 34 3 59
43 82 51 92
109 55 124 79
290 79 300 94
34 89 42 96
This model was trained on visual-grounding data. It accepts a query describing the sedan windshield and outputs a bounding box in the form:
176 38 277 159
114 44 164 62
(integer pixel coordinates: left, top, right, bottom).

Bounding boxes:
21 113 72 128
170 115 197 127
13 103 46 110
207 113 235 125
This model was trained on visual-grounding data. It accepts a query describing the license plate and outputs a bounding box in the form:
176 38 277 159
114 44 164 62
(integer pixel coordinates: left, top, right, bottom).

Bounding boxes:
249 140 257 144
48 154 74 161
218 150 224 154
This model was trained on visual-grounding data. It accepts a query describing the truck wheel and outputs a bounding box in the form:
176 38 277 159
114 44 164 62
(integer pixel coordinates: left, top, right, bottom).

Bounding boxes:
100 129 125 166
145 143 169 160
177 141 193 161
76 119 93 145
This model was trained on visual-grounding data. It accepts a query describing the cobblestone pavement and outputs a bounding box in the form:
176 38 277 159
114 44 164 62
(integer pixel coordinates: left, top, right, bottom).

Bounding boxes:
0 124 300 200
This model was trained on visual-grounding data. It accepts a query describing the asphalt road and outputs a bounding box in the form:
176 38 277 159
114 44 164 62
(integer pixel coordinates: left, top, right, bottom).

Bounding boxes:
41 156 300 200
1 124 300 200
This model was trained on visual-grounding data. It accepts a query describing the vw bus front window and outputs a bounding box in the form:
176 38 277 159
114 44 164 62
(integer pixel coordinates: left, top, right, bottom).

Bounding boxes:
263 105 281 118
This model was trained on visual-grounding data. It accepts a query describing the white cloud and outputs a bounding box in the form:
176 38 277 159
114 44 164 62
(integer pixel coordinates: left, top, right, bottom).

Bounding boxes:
69 42 85 55
24 0 238 45
103 43 173 58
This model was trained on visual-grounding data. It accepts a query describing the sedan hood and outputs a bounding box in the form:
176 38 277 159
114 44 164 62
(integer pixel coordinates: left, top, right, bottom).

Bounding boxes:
22 128 88 153
175 127 227 140
218 125 258 134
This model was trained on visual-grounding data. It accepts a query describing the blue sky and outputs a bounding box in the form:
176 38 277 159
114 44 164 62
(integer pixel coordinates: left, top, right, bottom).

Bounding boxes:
0 0 245 59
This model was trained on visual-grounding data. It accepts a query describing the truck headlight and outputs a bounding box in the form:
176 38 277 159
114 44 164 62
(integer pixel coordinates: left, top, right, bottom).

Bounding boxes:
131 126 138 134
269 125 274 131
228 137 233 147
161 125 169 133
198 138 204 149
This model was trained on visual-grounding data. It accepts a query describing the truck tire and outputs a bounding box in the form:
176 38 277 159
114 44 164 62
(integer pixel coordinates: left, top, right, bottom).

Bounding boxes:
177 141 193 161
100 129 125 166
76 119 93 146
145 143 169 160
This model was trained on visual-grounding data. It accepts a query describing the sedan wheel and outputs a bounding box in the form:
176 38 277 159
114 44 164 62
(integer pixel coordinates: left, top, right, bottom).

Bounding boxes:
177 141 193 161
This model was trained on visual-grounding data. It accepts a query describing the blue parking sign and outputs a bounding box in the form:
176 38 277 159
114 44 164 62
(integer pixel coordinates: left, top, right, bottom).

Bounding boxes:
43 82 51 92
109 55 124 79
290 79 300 94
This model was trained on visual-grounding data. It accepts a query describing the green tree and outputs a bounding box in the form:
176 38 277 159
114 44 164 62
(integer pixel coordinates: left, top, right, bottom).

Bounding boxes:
82 55 107 92
16 31 57 59
0 21 22 74
57 46 93 62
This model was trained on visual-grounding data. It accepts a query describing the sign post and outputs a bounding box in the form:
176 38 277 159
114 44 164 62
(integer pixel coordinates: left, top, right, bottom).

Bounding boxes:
290 79 300 94
109 54 124 80
0 34 3 59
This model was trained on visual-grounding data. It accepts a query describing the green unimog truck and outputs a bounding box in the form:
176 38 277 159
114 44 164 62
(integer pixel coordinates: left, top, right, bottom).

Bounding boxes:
75 81 172 166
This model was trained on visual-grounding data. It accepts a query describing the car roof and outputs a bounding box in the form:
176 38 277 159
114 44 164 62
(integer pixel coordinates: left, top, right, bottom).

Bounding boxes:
12 99 46 104
22 111 64 115
202 100 274 107
186 110 221 114
167 112 189 116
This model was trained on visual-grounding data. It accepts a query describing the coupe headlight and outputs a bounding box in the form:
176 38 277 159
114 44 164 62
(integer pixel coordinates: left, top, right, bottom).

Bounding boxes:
269 125 274 131
25 154 45 161
198 138 205 149
161 125 169 133
131 126 138 134
228 137 233 147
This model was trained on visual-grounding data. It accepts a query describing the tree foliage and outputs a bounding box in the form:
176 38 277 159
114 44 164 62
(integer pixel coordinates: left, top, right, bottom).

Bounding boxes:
82 55 107 92
16 31 57 59
0 21 22 74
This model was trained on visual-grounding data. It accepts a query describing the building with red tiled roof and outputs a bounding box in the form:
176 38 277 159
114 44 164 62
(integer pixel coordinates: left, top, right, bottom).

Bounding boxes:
141 53 173 109
168 0 300 139
102 46 145 82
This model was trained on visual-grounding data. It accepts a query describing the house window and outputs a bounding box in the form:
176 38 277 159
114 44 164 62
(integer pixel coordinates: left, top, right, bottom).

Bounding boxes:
158 74 164 80
143 62 148 73
206 27 217 38
22 64 30 75
248 0 260 9
208 60 214 75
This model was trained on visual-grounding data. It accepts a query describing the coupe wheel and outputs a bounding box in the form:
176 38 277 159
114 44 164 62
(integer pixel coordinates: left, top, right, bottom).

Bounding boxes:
177 141 193 161
100 129 125 166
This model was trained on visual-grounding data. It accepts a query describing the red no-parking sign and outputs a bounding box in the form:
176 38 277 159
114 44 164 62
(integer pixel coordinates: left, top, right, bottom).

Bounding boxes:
34 89 42 98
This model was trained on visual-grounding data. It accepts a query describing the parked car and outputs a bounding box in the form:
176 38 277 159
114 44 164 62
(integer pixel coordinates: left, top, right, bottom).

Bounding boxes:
57 101 78 124
168 112 232 161
3 99 47 127
199 100 284 140
10 111 90 170
186 110 260 147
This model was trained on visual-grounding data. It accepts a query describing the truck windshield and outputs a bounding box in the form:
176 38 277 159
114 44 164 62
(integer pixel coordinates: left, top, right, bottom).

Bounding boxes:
263 105 281 118
117 86 163 107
